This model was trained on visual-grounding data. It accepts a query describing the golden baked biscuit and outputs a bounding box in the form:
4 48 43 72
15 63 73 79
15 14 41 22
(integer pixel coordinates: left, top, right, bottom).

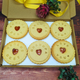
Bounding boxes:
52 40 75 63
2 41 27 65
29 21 50 40
6 20 28 39
28 41 51 64
51 21 72 39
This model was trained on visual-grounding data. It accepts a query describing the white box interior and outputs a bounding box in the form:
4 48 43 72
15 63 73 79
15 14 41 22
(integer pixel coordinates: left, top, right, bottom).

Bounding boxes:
2 21 76 66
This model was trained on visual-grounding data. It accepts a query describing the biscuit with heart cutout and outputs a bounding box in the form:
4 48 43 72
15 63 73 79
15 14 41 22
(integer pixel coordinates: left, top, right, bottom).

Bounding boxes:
2 41 27 65
51 40 75 63
29 21 50 40
51 21 72 40
28 41 51 64
6 20 28 39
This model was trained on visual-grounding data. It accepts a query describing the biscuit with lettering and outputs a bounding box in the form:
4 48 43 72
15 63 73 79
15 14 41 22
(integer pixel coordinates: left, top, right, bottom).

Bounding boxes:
2 41 27 65
29 21 50 40
6 20 28 39
51 21 72 39
51 40 75 63
28 41 51 64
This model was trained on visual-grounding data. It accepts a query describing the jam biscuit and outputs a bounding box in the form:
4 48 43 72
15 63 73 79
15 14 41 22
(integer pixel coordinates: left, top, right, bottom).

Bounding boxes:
29 21 50 40
51 21 72 40
51 40 75 63
2 41 27 65
28 41 51 64
6 20 28 39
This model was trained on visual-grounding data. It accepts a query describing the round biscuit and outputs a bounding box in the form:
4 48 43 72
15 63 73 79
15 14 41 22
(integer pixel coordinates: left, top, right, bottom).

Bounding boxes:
6 20 28 39
51 40 75 63
29 21 50 40
2 41 27 65
28 41 51 64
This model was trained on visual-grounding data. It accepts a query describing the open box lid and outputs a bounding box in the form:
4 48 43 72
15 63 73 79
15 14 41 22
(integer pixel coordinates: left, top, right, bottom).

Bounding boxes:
2 0 76 19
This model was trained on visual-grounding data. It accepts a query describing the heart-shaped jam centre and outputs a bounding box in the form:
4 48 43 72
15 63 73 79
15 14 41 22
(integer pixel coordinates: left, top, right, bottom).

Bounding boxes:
60 47 66 53
12 48 19 55
58 27 64 32
37 28 42 33
15 26 20 31
36 49 42 55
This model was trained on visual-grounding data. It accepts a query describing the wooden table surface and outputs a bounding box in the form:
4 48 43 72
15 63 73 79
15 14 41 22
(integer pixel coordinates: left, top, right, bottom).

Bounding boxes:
0 0 80 80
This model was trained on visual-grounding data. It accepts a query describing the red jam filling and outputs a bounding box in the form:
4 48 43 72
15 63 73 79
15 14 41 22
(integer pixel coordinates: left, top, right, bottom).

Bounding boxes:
58 27 64 32
36 49 42 55
15 26 20 31
37 28 42 33
60 47 66 53
12 48 19 55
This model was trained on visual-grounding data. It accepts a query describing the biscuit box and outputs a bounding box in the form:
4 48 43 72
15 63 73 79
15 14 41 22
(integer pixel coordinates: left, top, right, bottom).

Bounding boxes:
0 0 79 67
